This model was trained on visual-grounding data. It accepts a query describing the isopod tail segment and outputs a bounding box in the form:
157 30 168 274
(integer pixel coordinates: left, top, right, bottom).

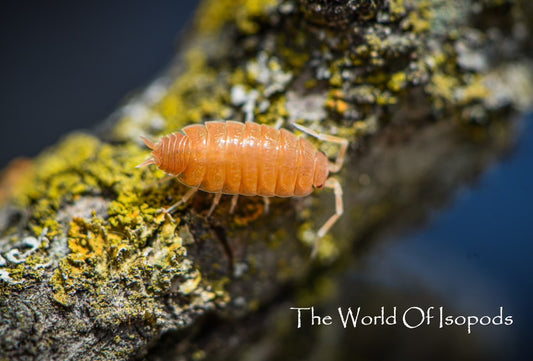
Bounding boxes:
291 122 348 258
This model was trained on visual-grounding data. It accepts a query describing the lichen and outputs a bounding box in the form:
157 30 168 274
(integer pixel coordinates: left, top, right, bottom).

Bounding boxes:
1 0 528 288
0 130 227 318
195 0 281 35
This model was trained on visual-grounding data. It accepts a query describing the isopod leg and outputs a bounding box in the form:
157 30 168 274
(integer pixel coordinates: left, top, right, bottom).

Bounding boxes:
262 197 270 214
312 177 343 258
156 175 174 185
291 122 349 173
207 193 223 218
165 187 198 213
230 195 239 214
141 174 174 191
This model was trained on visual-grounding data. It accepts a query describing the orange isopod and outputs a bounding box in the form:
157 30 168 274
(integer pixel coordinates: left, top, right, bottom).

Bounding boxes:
138 121 348 252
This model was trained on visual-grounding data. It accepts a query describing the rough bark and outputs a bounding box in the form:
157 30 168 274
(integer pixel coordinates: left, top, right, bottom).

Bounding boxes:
0 0 531 360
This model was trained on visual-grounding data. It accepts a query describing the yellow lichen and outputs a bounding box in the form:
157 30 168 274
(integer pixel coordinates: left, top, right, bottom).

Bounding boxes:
195 0 280 35
404 0 433 33
388 71 408 92
459 75 490 104
390 0 407 19
428 72 459 104
326 98 349 114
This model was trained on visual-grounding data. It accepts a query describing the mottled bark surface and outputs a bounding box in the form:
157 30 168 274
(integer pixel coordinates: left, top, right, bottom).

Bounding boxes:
1 0 531 360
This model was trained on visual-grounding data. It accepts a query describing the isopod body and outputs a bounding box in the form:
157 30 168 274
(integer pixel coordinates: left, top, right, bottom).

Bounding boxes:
140 121 329 197
139 120 348 254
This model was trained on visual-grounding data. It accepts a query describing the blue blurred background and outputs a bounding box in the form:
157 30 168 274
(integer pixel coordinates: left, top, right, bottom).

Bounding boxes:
0 0 198 168
342 117 533 360
0 1 531 360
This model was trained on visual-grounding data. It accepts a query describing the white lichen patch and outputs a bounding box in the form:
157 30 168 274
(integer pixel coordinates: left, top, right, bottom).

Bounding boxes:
230 85 248 106
0 269 19 284
178 270 202 295
5 236 41 264
233 262 249 278
0 228 49 284
110 77 170 142
246 52 293 96
230 86 260 123
483 63 533 111
285 91 327 123
114 102 166 144
455 34 488 72
2 228 47 264
56 196 110 224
